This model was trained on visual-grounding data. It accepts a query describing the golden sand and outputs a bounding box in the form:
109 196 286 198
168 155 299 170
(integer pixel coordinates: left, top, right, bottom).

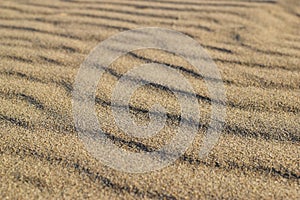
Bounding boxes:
0 0 299 199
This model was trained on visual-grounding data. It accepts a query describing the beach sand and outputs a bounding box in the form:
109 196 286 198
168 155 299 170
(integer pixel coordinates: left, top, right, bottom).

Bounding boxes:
0 0 299 199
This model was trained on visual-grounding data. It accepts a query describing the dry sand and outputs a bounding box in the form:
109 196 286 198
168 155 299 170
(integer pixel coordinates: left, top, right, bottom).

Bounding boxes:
0 0 299 199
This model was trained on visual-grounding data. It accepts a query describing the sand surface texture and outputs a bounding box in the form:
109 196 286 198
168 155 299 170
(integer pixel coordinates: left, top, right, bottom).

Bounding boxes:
0 0 299 199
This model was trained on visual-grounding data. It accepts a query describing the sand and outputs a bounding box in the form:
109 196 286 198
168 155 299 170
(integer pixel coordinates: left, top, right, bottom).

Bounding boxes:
0 0 299 199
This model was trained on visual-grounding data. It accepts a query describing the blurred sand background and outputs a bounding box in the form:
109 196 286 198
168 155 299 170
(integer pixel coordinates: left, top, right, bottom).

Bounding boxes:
0 0 299 199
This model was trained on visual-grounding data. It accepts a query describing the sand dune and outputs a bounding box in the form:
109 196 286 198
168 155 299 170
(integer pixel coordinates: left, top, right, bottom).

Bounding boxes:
0 0 299 199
